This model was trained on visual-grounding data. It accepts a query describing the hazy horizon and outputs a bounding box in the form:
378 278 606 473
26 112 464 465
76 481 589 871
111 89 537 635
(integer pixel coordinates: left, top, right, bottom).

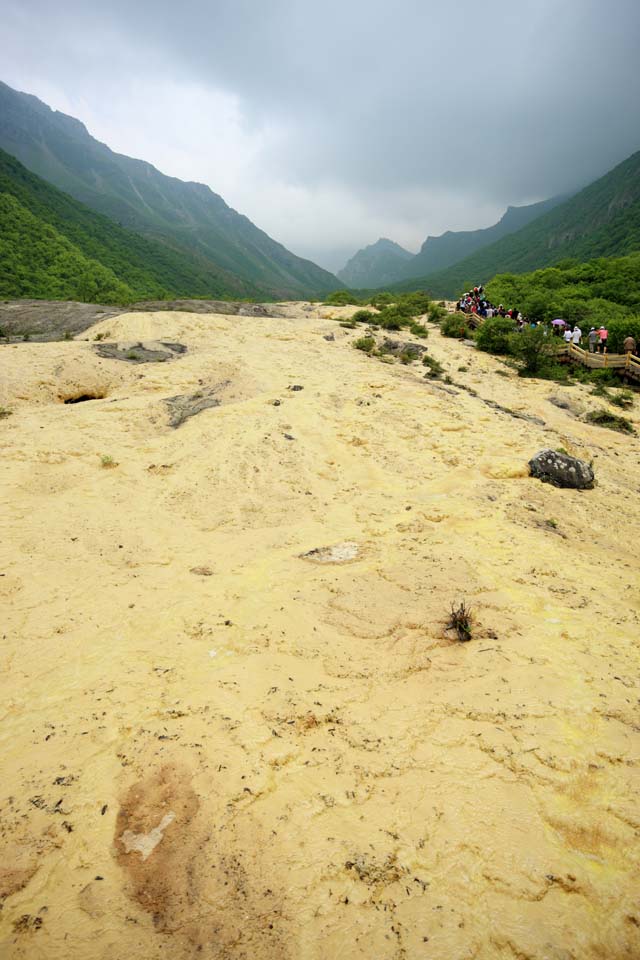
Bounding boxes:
2 0 639 273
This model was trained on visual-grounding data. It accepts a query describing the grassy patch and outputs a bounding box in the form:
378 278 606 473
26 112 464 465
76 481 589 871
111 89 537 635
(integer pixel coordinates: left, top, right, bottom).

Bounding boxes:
609 389 634 409
585 410 635 433
422 354 444 378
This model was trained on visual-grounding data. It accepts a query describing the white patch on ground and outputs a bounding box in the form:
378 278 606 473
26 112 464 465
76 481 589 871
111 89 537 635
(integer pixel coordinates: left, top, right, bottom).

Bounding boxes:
120 811 176 861
300 541 360 563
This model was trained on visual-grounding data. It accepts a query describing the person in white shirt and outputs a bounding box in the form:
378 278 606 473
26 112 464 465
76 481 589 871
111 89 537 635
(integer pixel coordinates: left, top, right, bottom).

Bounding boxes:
572 325 582 345
563 327 573 343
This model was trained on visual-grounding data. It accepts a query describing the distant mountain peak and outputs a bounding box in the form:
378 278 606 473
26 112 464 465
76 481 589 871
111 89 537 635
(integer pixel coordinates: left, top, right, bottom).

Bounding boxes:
338 237 412 287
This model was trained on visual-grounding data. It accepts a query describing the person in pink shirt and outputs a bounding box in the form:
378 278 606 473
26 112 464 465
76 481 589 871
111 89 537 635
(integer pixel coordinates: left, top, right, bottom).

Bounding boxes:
598 327 608 353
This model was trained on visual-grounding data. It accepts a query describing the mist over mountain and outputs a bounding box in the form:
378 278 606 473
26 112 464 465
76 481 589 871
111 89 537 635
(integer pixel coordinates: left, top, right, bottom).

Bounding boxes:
388 149 640 298
337 238 413 288
340 197 571 290
0 81 341 300
400 196 570 281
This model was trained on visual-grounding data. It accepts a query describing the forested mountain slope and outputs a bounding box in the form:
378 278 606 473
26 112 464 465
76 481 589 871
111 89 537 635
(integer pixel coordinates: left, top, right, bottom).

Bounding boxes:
0 148 254 301
0 81 341 299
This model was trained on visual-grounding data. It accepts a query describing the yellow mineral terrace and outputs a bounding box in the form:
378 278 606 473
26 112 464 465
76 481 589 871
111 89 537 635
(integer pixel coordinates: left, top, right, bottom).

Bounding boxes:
1 304 638 959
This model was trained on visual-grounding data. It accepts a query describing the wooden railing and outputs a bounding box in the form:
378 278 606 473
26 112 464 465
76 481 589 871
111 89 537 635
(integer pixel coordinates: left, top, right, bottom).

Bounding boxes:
564 343 640 380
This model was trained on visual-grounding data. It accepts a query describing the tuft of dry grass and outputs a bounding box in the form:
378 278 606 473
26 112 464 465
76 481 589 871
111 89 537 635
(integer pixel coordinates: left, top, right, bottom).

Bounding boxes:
446 601 473 642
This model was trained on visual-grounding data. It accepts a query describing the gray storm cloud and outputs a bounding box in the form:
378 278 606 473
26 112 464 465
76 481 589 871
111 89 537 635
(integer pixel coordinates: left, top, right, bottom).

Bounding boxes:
3 0 640 270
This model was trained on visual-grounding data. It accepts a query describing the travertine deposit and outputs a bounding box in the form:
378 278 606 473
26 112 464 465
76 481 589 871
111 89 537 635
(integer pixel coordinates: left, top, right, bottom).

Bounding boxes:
1 304 638 959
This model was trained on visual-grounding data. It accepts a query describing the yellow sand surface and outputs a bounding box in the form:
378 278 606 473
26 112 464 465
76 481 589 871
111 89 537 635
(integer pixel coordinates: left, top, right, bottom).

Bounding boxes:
1 306 639 959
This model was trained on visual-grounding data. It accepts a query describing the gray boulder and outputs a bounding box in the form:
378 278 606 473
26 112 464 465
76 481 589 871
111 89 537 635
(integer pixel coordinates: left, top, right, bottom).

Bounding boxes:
380 337 427 358
528 449 594 489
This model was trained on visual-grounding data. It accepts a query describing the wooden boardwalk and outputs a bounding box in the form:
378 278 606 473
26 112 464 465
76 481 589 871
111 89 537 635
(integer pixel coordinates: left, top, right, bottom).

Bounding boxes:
450 308 640 382
564 343 640 381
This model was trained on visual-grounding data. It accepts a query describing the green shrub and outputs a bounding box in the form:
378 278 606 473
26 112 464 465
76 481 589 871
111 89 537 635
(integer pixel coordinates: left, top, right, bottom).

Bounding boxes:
398 291 432 316
441 315 470 338
324 289 361 306
475 316 515 355
509 327 559 375
368 292 394 310
376 307 407 331
428 303 448 322
353 335 376 354
351 309 375 324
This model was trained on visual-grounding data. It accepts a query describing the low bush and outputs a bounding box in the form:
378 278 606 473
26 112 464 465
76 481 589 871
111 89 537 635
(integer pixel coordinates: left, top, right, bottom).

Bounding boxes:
441 314 470 338
475 316 515 355
376 308 406 331
399 291 432 316
368 292 395 310
324 289 361 306
351 309 375 324
353 335 376 354
509 327 560 375
428 303 448 322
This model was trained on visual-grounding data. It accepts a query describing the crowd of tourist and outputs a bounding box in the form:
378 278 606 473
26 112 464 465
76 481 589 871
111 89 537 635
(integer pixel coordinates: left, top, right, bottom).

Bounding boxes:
455 285 638 355
455 287 518 320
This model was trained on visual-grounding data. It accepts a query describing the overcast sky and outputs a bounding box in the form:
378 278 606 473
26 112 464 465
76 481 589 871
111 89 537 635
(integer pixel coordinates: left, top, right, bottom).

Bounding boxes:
3 0 640 272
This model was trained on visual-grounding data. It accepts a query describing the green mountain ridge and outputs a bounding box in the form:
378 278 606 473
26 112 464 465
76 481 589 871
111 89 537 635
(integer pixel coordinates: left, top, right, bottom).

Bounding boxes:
387 150 640 298
0 81 341 300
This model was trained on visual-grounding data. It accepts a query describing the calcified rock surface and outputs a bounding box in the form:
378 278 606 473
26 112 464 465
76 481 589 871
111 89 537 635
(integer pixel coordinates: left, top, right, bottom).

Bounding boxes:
0 304 639 959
